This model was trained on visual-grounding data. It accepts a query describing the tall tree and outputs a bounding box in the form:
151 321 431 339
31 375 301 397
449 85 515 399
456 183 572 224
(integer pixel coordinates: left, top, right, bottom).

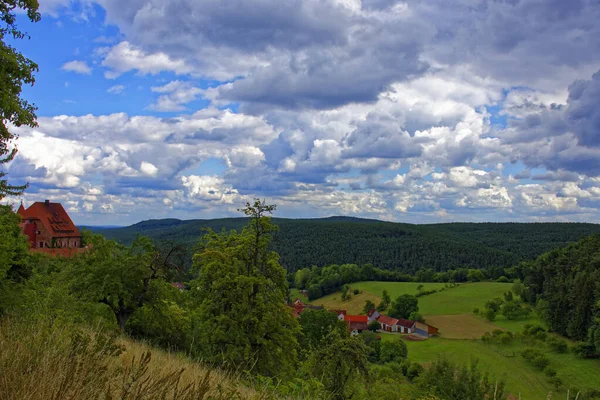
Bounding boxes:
190 200 300 378
70 234 180 332
1 0 40 199
0 204 30 314
388 294 419 319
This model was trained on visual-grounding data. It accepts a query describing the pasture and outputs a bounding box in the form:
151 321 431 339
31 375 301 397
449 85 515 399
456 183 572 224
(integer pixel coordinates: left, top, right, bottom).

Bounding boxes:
307 281 600 398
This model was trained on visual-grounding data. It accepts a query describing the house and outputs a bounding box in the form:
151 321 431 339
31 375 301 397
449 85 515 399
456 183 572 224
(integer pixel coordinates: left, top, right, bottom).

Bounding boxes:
17 200 84 255
330 309 347 320
367 308 380 322
376 314 402 332
415 321 439 337
344 315 368 335
397 318 416 334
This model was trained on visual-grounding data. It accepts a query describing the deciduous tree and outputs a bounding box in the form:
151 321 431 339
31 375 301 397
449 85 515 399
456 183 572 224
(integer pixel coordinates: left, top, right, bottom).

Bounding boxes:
388 294 419 319
1 0 41 199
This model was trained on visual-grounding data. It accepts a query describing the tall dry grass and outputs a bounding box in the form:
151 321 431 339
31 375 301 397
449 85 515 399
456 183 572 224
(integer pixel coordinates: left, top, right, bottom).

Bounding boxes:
0 317 269 400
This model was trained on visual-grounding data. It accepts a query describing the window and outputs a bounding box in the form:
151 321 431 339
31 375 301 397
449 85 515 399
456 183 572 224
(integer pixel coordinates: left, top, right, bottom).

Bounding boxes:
39 242 44 248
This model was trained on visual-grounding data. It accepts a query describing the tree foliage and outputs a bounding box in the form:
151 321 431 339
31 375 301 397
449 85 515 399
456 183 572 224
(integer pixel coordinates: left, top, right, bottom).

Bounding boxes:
189 200 300 377
0 204 30 313
1 0 41 198
388 294 419 319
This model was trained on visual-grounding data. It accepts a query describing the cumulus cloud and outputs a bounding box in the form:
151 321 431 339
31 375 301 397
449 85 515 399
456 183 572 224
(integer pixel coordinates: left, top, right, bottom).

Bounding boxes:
107 85 125 94
61 60 92 75
149 81 203 112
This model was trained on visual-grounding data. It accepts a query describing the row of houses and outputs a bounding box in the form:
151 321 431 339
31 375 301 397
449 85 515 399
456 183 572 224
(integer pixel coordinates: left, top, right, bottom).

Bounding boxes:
291 299 438 338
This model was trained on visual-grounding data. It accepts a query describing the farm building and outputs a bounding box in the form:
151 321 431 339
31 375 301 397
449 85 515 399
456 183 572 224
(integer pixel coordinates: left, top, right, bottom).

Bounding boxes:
397 318 417 334
377 315 416 333
415 321 439 337
367 308 380 322
344 315 368 335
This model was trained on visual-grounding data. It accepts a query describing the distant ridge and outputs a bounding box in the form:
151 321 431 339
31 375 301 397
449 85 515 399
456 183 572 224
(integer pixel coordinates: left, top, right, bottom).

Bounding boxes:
91 217 600 273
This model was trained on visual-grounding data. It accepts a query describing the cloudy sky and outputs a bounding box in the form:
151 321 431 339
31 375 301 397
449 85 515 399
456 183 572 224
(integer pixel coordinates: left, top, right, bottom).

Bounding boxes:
6 0 600 225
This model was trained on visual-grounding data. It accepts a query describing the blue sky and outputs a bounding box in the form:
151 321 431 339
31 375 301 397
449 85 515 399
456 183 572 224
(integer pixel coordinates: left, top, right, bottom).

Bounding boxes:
5 0 600 225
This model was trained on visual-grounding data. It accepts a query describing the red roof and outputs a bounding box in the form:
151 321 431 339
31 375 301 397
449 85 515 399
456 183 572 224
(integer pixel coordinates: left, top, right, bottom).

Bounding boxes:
397 318 416 329
377 314 400 326
331 309 347 316
367 308 379 317
344 315 368 323
18 201 80 238
348 321 368 331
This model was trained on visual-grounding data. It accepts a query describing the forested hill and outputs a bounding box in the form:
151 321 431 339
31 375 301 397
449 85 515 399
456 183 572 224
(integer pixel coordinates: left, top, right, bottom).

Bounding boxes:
88 217 600 273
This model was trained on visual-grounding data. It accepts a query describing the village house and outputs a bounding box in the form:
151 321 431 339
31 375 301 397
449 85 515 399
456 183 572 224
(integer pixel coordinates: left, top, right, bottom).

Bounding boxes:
375 314 417 333
344 315 368 335
367 308 380 322
415 321 439 337
17 200 85 256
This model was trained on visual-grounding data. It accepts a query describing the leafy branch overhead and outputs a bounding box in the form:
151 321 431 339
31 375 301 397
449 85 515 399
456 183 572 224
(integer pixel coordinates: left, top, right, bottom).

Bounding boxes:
0 0 40 198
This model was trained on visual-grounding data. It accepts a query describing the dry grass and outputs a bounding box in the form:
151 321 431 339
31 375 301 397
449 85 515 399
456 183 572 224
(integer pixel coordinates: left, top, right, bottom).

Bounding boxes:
423 314 503 339
0 317 267 400
311 289 382 315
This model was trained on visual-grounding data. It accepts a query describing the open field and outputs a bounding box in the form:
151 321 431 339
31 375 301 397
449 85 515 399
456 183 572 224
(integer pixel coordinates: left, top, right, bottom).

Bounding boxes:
423 314 502 339
379 335 600 399
311 290 382 315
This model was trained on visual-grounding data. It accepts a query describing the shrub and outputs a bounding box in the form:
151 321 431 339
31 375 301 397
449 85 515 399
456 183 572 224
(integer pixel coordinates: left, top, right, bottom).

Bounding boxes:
472 307 480 314
353 289 360 295
483 308 496 322
521 348 543 361
405 363 423 381
523 324 545 336
368 320 381 332
544 367 557 377
548 376 563 391
531 355 550 370
496 276 510 283
547 336 568 353
572 342 598 359
534 330 548 342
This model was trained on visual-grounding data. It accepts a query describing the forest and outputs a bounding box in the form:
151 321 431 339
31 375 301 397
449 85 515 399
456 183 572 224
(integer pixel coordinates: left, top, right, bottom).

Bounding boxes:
92 217 600 274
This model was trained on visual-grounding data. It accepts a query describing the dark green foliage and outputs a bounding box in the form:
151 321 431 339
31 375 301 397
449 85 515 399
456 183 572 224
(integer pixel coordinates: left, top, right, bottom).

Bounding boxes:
501 299 531 320
519 235 600 345
409 311 425 323
377 289 391 311
379 339 408 363
0 205 31 313
572 342 597 359
531 355 550 370
544 367 557 377
521 348 544 361
93 218 600 274
363 299 376 314
367 320 381 332
0 0 40 198
416 359 505 400
190 200 300 378
388 294 419 319
306 331 369 400
298 308 348 352
546 336 568 353
548 376 563 391
360 331 381 363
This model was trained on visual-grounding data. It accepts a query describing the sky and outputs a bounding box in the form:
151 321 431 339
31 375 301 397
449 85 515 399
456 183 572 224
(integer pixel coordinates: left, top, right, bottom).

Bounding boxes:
5 0 600 225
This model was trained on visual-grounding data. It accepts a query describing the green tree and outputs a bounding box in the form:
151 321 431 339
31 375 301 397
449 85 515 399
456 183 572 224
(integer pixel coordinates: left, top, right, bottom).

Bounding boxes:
388 294 419 319
511 279 525 297
307 330 369 400
377 289 391 311
190 200 300 377
1 0 41 199
294 267 312 290
0 205 30 313
368 320 381 332
70 235 178 332
379 339 408 363
363 299 376 314
299 308 348 351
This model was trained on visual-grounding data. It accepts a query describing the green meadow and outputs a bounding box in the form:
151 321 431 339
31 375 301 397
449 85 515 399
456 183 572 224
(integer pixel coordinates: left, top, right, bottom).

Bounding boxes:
310 281 600 399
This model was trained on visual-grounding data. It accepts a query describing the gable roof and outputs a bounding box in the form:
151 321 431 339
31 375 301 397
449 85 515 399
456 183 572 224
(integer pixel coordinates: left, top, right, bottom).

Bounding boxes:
18 201 80 238
377 314 399 326
367 308 379 317
348 321 368 331
344 315 368 323
397 318 416 329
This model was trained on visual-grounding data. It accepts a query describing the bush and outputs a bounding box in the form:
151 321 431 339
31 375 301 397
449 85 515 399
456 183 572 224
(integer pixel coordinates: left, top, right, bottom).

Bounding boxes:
380 340 408 363
531 355 550 370
523 324 545 336
368 320 381 332
548 376 563 391
496 276 510 283
353 289 360 295
572 342 598 359
521 348 543 361
547 336 568 353
544 367 557 377
472 307 480 314
405 363 423 381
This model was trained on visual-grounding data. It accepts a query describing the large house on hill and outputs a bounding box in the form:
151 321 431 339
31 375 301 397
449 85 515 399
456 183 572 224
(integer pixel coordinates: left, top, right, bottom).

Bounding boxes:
18 200 83 254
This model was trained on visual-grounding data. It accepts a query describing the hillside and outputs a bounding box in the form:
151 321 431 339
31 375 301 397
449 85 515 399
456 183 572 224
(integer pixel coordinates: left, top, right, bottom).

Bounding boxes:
90 217 600 273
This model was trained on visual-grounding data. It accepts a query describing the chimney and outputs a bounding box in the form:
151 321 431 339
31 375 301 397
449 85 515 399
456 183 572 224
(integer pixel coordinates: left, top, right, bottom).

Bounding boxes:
45 200 50 206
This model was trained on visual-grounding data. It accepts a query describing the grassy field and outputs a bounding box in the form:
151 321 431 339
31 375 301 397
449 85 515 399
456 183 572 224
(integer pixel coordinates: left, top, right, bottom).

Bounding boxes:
378 334 600 399
423 314 501 339
311 290 382 315
307 281 600 398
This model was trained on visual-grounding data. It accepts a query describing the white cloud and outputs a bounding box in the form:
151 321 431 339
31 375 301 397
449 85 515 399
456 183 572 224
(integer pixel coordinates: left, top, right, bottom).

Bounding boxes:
101 41 193 79
107 85 125 94
149 81 203 112
61 60 92 75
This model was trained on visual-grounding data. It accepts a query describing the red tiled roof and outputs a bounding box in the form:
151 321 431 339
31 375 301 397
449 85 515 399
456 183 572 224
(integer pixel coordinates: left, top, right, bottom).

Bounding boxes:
18 201 80 238
344 315 368 323
367 308 378 317
397 318 416 329
377 314 400 326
